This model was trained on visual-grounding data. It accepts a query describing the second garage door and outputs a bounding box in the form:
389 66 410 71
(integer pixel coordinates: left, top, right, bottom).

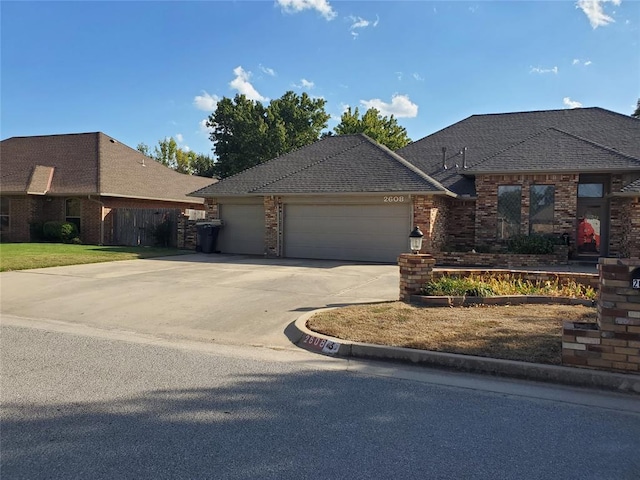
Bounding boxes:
283 203 411 262
217 203 265 255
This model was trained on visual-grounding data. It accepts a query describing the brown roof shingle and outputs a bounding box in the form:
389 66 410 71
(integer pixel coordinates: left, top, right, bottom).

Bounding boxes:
1 132 215 203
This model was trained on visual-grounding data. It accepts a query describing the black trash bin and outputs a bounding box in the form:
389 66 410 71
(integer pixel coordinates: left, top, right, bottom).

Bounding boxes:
196 221 222 254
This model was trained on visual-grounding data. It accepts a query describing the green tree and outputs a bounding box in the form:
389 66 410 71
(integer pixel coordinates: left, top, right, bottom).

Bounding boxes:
138 138 215 177
136 143 151 157
207 91 330 178
633 99 640 118
190 153 216 178
333 107 411 150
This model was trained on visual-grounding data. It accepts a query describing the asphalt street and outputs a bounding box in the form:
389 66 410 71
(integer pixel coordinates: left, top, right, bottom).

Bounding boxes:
2 323 639 480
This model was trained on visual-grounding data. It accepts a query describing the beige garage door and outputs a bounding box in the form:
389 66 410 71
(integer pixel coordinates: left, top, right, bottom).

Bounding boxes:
217 203 265 255
284 203 411 262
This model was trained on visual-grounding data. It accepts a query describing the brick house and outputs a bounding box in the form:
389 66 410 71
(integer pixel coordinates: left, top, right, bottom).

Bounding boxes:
0 132 215 245
190 107 639 263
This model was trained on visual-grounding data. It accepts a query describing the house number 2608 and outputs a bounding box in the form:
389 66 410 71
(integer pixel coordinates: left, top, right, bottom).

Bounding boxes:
384 196 405 203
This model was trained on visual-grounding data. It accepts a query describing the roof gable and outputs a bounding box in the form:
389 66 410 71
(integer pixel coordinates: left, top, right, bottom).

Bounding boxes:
191 134 445 197
467 128 640 173
0 132 214 203
397 107 640 195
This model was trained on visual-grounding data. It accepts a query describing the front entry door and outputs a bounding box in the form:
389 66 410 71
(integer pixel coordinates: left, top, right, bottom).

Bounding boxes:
576 203 605 256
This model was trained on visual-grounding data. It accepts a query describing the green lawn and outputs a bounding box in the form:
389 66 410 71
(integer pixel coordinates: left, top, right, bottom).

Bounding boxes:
0 243 190 272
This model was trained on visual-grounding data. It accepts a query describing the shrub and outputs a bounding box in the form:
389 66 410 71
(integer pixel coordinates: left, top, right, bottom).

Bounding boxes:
153 219 173 248
421 273 596 299
29 222 45 241
42 221 79 243
507 234 555 255
422 276 495 297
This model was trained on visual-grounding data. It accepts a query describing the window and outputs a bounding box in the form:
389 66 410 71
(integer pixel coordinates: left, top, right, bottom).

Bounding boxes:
65 198 81 232
578 183 603 198
497 186 522 239
0 197 9 232
529 185 555 234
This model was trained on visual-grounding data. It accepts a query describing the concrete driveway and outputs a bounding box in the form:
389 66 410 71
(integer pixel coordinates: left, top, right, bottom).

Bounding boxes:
0 254 399 348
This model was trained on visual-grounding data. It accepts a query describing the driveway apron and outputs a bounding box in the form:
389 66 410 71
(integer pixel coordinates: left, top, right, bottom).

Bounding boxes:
0 254 399 348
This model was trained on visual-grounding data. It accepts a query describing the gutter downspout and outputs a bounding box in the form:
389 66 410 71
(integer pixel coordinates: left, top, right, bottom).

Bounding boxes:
87 195 105 245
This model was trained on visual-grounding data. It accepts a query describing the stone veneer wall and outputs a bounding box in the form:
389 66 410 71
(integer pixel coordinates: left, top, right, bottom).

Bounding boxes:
475 174 578 246
264 196 281 257
433 246 569 268
444 199 476 250
398 253 435 302
562 258 640 373
177 216 198 250
412 195 449 253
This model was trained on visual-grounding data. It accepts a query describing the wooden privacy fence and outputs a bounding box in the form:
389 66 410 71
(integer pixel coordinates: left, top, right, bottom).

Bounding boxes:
113 208 180 247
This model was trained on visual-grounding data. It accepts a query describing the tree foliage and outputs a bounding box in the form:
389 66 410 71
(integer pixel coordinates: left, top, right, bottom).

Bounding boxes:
137 139 215 177
206 91 330 178
333 107 411 150
633 99 640 118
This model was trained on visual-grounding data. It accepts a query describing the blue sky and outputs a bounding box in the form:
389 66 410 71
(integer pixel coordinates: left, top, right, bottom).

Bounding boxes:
2 0 638 157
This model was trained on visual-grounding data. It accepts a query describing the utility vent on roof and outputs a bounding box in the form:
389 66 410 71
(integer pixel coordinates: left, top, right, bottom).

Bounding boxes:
442 147 468 170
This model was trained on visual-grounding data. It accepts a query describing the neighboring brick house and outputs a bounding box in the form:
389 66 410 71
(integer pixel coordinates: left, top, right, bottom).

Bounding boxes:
190 107 639 263
0 132 215 245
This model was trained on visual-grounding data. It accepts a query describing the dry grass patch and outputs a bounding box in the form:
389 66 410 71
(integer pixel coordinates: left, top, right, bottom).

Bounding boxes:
307 302 597 365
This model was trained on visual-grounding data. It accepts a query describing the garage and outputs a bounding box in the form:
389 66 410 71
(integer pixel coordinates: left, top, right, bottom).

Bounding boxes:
217 202 265 255
283 202 411 262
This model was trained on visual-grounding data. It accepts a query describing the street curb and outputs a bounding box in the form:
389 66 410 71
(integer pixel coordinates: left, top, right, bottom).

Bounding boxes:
292 309 640 395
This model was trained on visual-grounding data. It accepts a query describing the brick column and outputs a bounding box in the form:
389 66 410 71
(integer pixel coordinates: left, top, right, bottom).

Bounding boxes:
398 253 435 302
562 258 640 373
264 196 280 257
597 258 640 372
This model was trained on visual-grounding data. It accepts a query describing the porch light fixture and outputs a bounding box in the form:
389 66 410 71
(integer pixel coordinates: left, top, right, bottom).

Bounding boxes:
409 226 424 254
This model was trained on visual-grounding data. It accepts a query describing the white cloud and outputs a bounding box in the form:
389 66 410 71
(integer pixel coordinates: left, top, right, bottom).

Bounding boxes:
259 64 276 76
360 94 418 118
576 0 621 29
395 72 403 81
175 133 184 143
229 66 267 102
276 0 336 21
584 60 592 66
183 145 191 152
193 91 219 111
412 73 424 81
572 58 593 66
563 97 583 108
348 14 379 38
199 119 213 135
572 58 580 65
530 66 558 74
293 78 315 89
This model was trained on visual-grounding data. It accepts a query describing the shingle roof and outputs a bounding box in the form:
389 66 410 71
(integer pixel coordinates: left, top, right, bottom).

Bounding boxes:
191 134 446 197
0 132 215 203
618 177 640 195
467 128 640 173
397 107 640 196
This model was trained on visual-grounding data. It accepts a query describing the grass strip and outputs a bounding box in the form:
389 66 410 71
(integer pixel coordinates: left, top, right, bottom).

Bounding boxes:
308 302 597 365
0 243 189 271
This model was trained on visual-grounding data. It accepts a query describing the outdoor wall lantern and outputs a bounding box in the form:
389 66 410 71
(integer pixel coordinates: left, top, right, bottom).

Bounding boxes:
409 226 424 254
